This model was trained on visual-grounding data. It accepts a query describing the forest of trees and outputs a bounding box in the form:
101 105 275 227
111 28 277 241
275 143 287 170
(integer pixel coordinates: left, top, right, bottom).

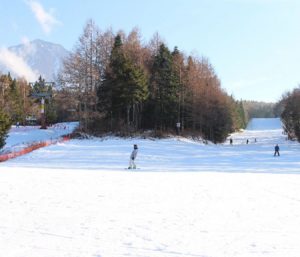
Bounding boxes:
0 73 67 148
0 74 61 126
58 20 247 143
1 20 249 147
279 86 300 141
242 101 277 119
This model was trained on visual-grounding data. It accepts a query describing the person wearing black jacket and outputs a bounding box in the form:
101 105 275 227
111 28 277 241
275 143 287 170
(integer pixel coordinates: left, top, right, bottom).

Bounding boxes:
274 144 280 156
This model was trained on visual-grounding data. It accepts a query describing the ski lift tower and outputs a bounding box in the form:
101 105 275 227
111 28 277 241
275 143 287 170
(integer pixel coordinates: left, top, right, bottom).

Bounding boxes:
29 82 53 129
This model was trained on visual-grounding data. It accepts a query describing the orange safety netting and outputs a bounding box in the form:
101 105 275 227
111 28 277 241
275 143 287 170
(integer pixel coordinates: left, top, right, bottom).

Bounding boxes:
0 135 70 162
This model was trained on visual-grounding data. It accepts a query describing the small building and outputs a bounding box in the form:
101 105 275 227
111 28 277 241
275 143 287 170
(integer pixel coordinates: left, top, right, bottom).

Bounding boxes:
25 115 37 125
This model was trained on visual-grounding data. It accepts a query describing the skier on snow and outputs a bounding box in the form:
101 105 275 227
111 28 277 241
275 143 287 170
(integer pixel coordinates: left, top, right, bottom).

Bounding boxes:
274 144 280 156
128 144 138 169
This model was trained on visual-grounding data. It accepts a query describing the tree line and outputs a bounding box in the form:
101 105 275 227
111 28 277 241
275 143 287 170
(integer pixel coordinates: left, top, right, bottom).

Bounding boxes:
278 86 300 141
0 74 61 149
58 20 247 143
242 101 277 119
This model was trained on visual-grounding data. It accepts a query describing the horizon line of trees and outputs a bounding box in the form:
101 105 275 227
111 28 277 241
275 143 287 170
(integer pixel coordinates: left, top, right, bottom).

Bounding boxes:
242 100 278 120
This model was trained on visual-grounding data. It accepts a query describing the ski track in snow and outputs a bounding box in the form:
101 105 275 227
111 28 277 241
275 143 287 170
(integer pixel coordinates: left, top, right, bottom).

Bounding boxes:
0 118 300 257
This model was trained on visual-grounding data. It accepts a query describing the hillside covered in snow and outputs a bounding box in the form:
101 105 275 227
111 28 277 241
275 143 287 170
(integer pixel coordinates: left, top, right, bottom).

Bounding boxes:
2 118 298 173
0 118 300 257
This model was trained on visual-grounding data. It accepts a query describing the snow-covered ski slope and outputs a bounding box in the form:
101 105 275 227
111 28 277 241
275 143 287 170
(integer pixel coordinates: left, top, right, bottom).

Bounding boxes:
1 122 78 154
3 118 299 173
1 118 300 257
229 118 285 148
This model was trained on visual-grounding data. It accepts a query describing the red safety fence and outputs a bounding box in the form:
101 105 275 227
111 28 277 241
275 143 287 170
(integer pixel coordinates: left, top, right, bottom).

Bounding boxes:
0 135 71 162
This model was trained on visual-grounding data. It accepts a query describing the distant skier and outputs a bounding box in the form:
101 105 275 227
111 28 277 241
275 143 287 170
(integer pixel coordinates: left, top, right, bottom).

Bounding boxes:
128 144 138 169
246 139 249 144
230 138 233 145
274 144 280 156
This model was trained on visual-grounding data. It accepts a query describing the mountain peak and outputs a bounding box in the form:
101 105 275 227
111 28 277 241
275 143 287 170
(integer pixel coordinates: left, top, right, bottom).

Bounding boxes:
1 39 70 81
30 39 64 48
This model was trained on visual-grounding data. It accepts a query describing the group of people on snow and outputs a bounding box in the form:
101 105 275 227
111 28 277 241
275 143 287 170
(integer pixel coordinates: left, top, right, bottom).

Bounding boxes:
229 138 281 157
128 140 281 170
230 138 256 145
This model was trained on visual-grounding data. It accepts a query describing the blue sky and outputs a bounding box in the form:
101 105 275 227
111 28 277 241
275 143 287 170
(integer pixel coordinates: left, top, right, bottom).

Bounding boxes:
1 0 300 102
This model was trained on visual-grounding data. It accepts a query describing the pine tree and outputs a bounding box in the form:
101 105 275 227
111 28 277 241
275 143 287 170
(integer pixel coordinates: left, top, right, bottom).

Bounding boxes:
230 98 247 131
148 43 179 130
172 46 185 129
99 35 148 131
0 109 11 149
7 79 24 123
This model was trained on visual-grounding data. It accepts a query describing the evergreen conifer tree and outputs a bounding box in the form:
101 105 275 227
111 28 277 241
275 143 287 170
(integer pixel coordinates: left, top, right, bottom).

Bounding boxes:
0 110 11 149
7 79 24 123
149 43 179 130
99 35 148 131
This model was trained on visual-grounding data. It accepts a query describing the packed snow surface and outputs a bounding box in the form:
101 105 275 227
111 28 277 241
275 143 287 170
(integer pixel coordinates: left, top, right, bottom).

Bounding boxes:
1 118 300 257
1 122 78 153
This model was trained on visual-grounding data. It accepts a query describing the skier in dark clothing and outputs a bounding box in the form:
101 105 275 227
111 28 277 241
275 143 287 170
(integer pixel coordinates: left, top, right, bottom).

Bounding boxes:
274 144 280 156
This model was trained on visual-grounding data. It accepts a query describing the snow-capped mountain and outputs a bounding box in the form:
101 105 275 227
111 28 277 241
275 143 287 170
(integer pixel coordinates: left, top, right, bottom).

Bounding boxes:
0 39 69 81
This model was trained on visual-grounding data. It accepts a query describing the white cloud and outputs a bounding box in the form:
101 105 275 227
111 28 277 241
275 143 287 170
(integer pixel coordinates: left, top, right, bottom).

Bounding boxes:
0 47 38 81
25 0 60 34
20 37 36 57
